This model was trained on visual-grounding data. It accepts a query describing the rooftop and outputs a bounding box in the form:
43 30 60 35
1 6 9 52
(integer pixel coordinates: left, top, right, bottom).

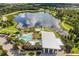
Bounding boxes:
18 30 64 50
41 31 63 49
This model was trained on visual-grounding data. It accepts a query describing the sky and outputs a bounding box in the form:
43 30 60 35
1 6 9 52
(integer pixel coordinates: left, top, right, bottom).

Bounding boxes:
0 0 79 3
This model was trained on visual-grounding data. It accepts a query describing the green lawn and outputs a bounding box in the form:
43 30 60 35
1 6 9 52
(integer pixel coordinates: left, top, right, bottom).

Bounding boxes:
6 15 15 21
50 11 57 17
71 47 79 54
42 27 61 38
0 27 19 34
61 21 73 31
0 21 19 34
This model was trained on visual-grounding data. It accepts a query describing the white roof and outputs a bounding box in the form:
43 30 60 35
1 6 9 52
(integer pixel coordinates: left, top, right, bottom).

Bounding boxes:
41 31 64 50
55 38 64 46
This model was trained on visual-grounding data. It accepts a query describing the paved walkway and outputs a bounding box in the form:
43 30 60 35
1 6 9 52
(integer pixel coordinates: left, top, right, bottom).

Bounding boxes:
56 50 65 56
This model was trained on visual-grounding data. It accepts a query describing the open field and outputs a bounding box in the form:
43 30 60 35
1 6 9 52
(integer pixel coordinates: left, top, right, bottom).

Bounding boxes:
60 21 73 31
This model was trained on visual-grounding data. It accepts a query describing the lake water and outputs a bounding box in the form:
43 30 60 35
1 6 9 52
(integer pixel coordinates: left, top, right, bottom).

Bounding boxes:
14 12 60 27
14 12 68 36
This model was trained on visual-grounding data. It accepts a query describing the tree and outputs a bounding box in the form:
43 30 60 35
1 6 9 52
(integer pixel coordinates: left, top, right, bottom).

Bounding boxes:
13 43 19 50
36 52 41 56
28 52 35 56
65 44 72 53
0 45 8 56
35 42 40 46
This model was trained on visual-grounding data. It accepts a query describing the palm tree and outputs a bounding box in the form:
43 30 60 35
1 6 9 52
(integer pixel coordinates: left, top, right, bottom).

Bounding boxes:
13 43 19 50
35 42 40 46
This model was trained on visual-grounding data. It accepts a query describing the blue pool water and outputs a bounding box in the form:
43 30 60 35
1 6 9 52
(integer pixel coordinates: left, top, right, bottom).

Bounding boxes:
19 33 33 41
14 15 28 27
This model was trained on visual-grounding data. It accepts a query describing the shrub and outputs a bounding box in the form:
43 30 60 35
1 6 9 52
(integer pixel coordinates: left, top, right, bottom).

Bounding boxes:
36 52 41 56
35 42 40 46
28 52 35 56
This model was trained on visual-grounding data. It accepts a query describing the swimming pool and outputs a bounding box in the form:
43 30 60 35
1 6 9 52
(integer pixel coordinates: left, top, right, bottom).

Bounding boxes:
19 33 33 41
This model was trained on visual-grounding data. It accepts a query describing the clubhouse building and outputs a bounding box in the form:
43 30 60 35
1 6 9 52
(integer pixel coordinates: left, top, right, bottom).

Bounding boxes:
17 30 64 56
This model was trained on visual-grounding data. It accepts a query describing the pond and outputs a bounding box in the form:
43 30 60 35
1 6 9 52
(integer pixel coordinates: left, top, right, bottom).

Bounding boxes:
14 12 60 27
14 12 68 36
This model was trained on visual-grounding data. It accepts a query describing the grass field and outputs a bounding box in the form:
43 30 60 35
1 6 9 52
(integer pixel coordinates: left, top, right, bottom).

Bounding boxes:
71 47 79 54
0 22 19 34
60 21 73 31
42 27 61 38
